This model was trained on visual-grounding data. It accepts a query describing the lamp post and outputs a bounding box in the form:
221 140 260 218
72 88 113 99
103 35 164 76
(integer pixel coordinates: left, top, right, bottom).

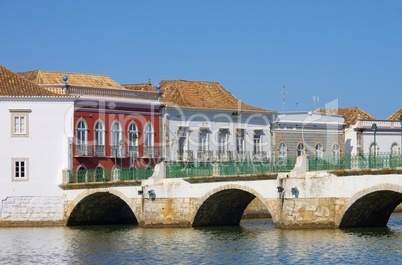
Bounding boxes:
371 123 377 168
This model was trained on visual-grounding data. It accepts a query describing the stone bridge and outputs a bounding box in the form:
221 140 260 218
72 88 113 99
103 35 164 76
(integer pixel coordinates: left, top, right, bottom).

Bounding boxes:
63 156 402 229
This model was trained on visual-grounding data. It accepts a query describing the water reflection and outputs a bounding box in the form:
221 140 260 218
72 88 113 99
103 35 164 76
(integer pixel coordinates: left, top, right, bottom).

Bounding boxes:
0 215 402 264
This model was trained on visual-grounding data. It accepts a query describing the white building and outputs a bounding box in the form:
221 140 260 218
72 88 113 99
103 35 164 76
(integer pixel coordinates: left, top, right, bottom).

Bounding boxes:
0 65 75 225
340 107 402 156
127 80 276 162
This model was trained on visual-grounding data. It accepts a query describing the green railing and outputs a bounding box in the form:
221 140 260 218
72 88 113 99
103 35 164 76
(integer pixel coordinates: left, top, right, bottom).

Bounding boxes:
309 152 402 171
66 152 402 183
218 161 271 176
165 152 402 179
166 163 213 178
67 167 154 184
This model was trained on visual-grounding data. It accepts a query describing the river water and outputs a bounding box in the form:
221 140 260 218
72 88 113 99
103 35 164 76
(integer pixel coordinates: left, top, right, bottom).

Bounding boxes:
1 214 402 265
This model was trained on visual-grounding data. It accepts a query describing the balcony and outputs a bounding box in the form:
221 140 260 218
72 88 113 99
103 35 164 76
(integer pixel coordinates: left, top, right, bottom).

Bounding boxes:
252 151 268 161
217 151 233 162
94 145 105 157
75 144 93 157
197 150 213 162
234 151 250 161
129 146 139 159
110 145 127 158
144 146 159 158
177 150 194 162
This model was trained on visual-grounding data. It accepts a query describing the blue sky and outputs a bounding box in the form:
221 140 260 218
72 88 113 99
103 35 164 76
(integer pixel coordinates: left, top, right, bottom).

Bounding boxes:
1 1 401 119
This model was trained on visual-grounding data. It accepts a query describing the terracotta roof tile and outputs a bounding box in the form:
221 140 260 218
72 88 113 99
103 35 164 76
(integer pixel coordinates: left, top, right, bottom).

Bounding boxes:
0 65 64 97
387 108 402 120
126 79 271 112
19 70 125 89
317 107 375 127
123 83 156 92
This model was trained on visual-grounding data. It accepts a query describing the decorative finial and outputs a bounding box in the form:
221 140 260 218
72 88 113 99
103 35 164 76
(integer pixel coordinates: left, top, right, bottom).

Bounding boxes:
62 75 68 85
155 83 161 93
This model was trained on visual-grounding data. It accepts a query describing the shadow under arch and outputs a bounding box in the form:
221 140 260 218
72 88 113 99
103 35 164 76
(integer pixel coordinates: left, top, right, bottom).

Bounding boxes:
338 184 402 228
66 190 138 226
192 184 273 227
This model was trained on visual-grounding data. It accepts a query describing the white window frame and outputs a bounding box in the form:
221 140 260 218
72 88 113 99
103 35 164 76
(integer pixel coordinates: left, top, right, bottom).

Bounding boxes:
391 143 399 155
128 122 139 148
218 130 228 154
145 123 154 148
12 158 29 181
111 121 123 158
236 129 245 153
254 133 262 154
10 109 31 138
278 142 287 159
128 122 139 160
315 143 323 158
94 120 105 156
199 130 209 152
94 120 105 146
297 143 305 156
332 143 340 157
76 119 88 145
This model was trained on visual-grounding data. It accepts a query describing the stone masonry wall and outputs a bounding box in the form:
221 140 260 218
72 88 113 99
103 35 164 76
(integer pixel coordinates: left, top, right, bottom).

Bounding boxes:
139 197 199 228
268 197 350 229
242 197 272 219
0 196 66 226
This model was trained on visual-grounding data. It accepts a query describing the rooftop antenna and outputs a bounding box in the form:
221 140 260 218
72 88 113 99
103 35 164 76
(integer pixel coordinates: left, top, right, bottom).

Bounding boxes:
313 96 319 108
281 85 287 112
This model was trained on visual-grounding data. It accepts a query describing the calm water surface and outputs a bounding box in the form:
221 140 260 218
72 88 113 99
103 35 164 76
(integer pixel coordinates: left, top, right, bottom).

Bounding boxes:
1 214 402 265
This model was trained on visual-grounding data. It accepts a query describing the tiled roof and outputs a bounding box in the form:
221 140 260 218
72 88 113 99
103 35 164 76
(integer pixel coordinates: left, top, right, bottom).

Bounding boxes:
125 80 271 112
387 108 402 120
123 82 156 92
0 65 64 97
317 107 375 127
19 70 125 89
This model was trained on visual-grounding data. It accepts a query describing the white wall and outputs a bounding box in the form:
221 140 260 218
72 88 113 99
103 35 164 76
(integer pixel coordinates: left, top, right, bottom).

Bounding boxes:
0 98 74 197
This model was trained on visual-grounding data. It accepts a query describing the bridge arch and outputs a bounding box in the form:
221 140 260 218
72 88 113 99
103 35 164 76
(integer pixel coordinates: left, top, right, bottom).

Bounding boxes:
66 189 138 226
191 184 274 227
337 184 402 228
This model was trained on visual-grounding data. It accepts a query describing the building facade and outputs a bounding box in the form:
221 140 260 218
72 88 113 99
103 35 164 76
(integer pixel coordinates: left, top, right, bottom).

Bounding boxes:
271 111 345 160
20 71 163 172
125 80 276 163
0 65 75 224
344 107 402 156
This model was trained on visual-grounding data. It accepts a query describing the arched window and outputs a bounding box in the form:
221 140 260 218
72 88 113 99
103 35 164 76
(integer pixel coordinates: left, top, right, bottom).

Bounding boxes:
391 143 399 155
297 143 305 156
278 142 287 159
94 165 105 182
332 143 340 157
315 143 323 158
144 123 155 157
111 121 123 158
94 120 105 156
390 143 400 167
76 166 87 183
128 122 139 159
76 119 88 156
